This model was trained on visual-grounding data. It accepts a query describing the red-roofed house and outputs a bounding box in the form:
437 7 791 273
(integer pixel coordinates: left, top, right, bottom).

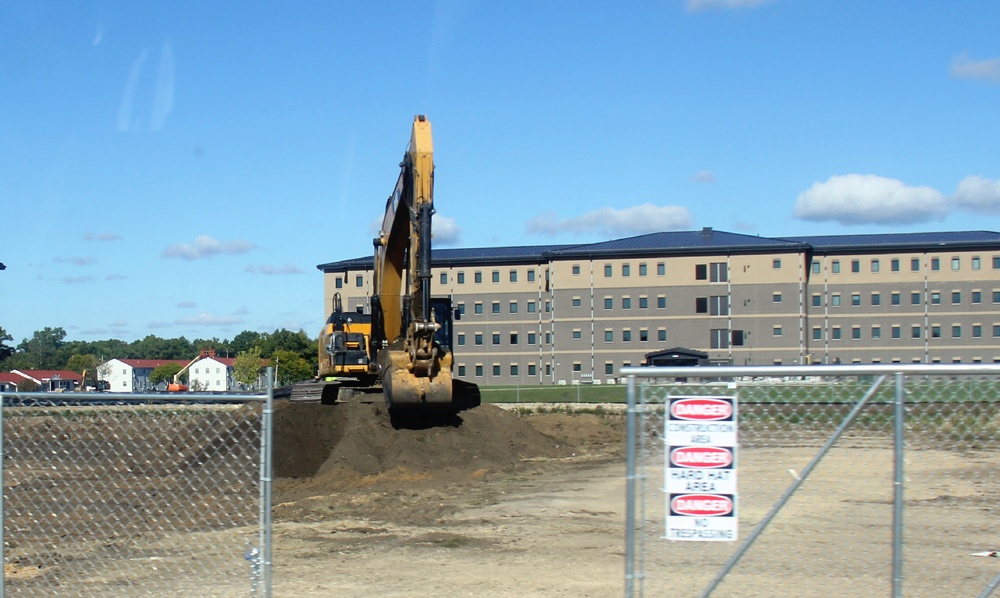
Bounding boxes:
99 358 189 392
0 372 24 392
9 369 82 391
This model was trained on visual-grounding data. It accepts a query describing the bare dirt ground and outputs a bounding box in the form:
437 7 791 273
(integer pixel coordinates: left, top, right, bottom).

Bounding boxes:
268 401 1000 598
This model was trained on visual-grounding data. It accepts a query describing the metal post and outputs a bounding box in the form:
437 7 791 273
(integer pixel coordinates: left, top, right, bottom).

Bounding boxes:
624 375 638 598
258 368 274 597
891 372 905 598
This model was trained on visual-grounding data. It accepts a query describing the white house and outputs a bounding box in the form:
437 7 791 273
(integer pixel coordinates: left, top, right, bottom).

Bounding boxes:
188 356 234 391
99 358 188 392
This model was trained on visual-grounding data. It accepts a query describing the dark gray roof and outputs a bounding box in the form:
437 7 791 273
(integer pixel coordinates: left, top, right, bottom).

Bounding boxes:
781 230 1000 253
317 229 1000 272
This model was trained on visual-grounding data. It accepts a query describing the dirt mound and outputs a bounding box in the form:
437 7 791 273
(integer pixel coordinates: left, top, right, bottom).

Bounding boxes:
272 401 569 492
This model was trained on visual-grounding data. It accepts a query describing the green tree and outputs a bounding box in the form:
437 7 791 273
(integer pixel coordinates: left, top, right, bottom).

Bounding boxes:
230 330 263 355
130 335 193 360
16 327 68 369
0 326 14 362
233 347 264 389
65 353 99 375
272 349 313 386
260 329 316 371
150 362 184 386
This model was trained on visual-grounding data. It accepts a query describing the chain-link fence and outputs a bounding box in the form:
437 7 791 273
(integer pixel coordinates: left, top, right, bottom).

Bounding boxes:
622 364 1000 598
1 387 273 597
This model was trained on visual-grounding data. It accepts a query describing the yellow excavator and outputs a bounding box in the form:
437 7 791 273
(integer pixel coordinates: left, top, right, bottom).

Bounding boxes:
318 115 456 411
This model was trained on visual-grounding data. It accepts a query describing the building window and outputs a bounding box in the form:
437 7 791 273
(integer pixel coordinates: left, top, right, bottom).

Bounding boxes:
639 263 647 276
851 260 860 273
605 363 615 376
527 269 535 282
710 329 729 349
356 275 363 287
812 260 821 274
475 365 483 377
710 296 729 316
604 330 613 343
509 270 517 283
871 259 880 272
710 262 728 282
930 292 940 305
891 325 901 339
572 329 582 340
657 262 665 276
335 277 343 289
911 292 921 305
622 264 630 277
622 297 632 309
573 363 582 373
972 291 982 304
972 257 981 270
851 326 861 340
457 333 466 346
510 333 518 344
475 333 483 345
851 293 861 306
604 297 613 310
493 365 501 377
440 272 448 285
911 258 921 271
774 292 783 303
572 297 582 307
604 264 613 278
952 257 961 271
891 258 900 272
509 301 518 313
773 326 782 336
657 329 667 341
994 291 1000 304
492 270 500 283
510 364 518 376
912 326 921 339
831 294 841 307
952 325 961 338
812 327 822 340
973 325 982 338
891 292 900 306
994 256 1000 269
639 296 648 309
527 301 536 313
528 364 537 376
492 333 501 345
572 264 581 275
931 325 941 338
832 260 841 274
696 297 708 314
832 327 842 340
812 294 821 307
527 332 537 344
731 330 745 346
931 258 940 271
457 272 465 284
475 271 483 283
640 329 648 342
952 291 961 305
696 264 707 280
657 296 667 309
994 325 1000 338
871 293 881 306
474 302 483 314
492 302 501 314
773 258 781 269
872 326 881 340
622 330 632 342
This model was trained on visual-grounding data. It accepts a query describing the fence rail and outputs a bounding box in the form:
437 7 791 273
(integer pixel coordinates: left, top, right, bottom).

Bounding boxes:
1 378 274 598
621 364 1000 598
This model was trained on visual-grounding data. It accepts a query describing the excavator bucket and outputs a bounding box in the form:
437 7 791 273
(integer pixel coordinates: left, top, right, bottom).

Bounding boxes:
379 347 453 410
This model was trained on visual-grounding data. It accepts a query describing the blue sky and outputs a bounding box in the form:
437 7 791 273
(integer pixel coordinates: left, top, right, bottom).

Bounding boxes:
2 1 999 345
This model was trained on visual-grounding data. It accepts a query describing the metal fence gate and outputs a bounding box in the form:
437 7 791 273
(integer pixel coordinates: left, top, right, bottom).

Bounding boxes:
622 364 1000 598
0 380 274 597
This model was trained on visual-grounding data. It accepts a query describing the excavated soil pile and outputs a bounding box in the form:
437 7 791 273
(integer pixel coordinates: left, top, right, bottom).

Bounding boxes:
271 401 573 506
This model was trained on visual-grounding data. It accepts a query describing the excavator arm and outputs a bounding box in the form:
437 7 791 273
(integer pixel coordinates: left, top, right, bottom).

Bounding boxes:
370 115 453 409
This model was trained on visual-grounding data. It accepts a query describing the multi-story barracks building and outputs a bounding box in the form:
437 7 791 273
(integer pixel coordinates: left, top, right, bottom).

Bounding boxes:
318 228 1000 386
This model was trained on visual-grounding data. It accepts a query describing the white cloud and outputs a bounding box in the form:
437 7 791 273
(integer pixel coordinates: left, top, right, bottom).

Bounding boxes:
692 170 715 183
432 216 462 246
54 255 96 266
162 235 257 260
526 203 694 237
62 275 95 285
793 174 948 225
950 53 1000 84
174 313 246 327
952 176 1000 213
246 263 304 275
686 0 775 11
84 232 123 242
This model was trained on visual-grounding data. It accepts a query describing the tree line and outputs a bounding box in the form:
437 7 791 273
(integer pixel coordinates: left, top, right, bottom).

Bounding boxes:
0 325 318 387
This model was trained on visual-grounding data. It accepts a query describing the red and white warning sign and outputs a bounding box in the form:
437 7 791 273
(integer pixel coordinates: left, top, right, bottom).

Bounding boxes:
665 395 738 541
